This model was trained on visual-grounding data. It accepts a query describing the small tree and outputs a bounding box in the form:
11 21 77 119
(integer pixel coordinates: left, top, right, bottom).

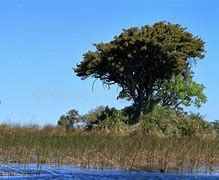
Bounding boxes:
84 106 128 131
75 21 205 121
83 105 106 123
57 109 80 131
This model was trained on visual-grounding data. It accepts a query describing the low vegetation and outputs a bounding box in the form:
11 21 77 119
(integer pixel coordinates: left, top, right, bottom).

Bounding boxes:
0 106 218 173
58 106 216 136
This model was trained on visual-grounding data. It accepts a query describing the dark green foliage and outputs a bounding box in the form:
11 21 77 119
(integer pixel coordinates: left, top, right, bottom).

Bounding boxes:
84 106 128 132
122 106 137 124
57 109 80 131
75 21 205 120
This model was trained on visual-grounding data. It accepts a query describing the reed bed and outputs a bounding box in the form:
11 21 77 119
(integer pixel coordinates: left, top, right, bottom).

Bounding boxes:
0 124 218 173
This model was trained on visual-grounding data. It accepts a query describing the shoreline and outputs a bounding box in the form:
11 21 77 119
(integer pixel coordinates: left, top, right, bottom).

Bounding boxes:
0 163 219 177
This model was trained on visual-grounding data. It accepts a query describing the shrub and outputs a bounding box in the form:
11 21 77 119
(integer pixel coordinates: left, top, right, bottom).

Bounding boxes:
85 106 129 132
141 106 211 136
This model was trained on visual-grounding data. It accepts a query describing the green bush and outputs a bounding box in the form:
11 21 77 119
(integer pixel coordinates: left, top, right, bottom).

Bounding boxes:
178 113 210 136
85 106 129 132
142 106 179 136
141 106 211 136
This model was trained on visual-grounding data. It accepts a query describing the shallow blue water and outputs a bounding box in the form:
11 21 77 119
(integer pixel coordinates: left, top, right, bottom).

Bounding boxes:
0 164 218 179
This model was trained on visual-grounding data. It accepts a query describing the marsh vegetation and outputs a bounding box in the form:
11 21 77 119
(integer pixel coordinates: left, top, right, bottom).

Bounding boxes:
0 117 218 174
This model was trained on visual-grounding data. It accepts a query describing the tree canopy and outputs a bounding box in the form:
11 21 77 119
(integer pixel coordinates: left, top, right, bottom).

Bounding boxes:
75 21 205 120
153 73 207 111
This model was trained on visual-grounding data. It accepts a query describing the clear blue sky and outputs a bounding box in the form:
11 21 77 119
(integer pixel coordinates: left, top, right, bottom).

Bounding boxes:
0 0 218 125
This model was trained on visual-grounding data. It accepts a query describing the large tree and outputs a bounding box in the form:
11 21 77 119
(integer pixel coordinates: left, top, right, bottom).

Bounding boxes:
75 21 205 120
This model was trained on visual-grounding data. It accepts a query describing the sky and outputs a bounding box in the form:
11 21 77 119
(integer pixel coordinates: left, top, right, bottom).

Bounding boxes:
0 0 218 126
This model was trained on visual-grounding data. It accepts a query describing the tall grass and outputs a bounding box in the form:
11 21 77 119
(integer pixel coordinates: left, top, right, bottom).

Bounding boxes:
0 124 218 173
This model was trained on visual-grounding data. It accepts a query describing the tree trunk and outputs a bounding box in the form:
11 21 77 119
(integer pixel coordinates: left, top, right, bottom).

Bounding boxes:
144 75 154 112
135 79 154 121
130 75 155 123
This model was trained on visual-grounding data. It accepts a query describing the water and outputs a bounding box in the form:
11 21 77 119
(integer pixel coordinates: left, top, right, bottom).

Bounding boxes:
0 163 218 179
